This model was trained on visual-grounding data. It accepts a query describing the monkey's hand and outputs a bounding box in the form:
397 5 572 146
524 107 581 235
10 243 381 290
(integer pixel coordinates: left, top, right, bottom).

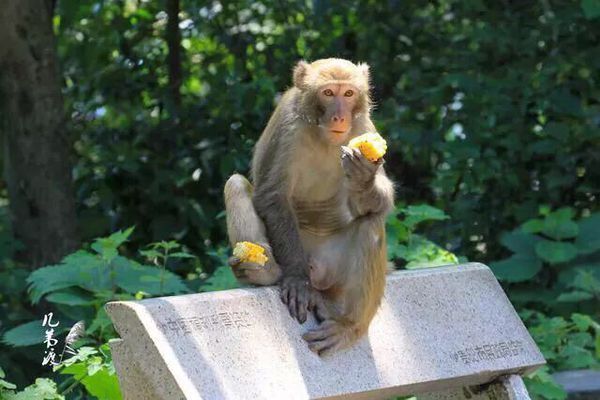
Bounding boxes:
303 320 358 357
341 146 383 190
228 254 282 286
280 275 314 323
228 255 264 271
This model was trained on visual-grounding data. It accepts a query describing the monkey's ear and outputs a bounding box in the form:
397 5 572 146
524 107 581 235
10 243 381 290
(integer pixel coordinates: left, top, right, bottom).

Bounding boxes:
357 62 371 83
293 60 310 90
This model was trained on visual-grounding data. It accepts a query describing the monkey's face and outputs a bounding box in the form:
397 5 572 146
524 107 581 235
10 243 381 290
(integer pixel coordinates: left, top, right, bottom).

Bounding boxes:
316 83 360 145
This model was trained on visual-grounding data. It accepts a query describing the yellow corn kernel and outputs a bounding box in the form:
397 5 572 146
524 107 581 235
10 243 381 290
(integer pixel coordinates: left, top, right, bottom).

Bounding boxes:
233 241 268 266
348 132 387 162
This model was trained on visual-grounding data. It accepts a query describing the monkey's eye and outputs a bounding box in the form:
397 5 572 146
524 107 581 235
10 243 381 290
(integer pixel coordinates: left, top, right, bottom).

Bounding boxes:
323 89 334 96
344 90 354 97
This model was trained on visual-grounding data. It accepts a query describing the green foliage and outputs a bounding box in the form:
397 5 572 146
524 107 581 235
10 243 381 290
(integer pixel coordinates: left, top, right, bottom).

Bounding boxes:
27 228 189 302
1 322 67 348
0 368 64 400
3 228 190 347
490 210 600 318
524 311 600 370
522 311 600 400
200 246 240 291
387 204 458 269
0 368 17 391
55 0 599 273
140 240 197 296
525 366 567 400
55 344 121 400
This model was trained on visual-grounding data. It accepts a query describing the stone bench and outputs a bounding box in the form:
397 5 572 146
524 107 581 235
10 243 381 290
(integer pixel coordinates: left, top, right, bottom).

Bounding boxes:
106 263 545 400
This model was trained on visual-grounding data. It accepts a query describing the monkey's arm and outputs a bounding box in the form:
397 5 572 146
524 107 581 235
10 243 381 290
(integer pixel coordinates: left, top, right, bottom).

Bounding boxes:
251 119 313 323
252 187 308 273
342 148 394 217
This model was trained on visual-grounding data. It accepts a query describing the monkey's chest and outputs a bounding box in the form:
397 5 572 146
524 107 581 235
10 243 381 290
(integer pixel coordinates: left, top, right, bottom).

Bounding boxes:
293 194 352 236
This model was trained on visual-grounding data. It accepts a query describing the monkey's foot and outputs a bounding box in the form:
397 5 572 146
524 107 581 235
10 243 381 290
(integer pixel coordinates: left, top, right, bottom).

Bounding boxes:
228 255 282 286
302 320 356 357
307 290 334 323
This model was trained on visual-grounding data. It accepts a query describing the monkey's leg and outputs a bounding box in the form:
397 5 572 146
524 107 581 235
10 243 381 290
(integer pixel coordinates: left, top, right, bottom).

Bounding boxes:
224 174 282 286
303 217 387 356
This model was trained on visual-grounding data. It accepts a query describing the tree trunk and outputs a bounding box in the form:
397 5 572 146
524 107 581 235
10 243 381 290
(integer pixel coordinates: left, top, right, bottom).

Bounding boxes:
166 0 183 113
0 0 79 267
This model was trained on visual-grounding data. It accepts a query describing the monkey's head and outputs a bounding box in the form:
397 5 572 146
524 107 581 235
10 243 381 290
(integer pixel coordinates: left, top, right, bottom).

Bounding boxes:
293 58 371 146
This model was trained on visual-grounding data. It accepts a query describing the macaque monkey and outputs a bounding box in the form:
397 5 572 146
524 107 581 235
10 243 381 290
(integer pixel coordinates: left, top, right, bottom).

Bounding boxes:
224 58 394 356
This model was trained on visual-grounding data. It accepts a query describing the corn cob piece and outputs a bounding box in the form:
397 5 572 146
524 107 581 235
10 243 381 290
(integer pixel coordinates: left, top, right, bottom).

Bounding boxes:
348 132 387 162
232 241 268 266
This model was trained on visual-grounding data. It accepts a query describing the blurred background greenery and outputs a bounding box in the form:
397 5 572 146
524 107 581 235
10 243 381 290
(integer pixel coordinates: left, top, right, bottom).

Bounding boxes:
0 0 598 399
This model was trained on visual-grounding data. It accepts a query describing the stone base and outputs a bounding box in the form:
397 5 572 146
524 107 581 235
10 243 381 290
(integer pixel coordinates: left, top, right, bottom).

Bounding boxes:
420 375 531 400
107 263 545 400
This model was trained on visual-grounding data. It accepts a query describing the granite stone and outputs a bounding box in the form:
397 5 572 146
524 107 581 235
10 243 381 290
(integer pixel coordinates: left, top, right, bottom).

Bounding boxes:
106 263 545 400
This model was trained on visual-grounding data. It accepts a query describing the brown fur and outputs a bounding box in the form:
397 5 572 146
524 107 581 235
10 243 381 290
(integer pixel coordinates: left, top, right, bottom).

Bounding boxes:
224 58 394 356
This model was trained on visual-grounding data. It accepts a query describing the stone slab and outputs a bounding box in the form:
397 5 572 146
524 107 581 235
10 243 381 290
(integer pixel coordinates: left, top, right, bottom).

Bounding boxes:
109 339 162 400
419 375 531 400
552 369 600 393
106 263 545 400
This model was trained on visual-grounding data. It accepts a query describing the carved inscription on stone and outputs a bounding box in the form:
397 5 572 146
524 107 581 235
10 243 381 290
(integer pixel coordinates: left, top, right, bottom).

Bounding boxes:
450 340 524 364
157 311 253 335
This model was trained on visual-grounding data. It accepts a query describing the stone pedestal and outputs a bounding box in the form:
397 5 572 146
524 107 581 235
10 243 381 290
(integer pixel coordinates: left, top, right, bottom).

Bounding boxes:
106 263 545 400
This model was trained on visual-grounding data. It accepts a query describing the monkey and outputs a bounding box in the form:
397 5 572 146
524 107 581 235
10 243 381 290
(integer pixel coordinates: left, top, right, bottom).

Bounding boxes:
224 58 394 356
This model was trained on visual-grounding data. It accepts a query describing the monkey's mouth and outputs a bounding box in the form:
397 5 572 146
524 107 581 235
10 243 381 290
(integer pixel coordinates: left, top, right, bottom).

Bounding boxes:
330 129 346 135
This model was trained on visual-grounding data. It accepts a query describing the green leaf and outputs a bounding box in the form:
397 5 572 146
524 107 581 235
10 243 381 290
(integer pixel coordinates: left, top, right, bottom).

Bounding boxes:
59 359 122 400
558 262 600 288
561 343 596 369
87 308 114 336
542 208 579 240
556 291 594 302
400 235 458 269
575 212 600 255
60 347 98 367
3 378 64 400
112 256 189 295
571 313 600 331
401 204 448 229
46 289 95 306
0 367 17 390
169 252 196 259
27 250 108 303
149 240 180 251
86 357 104 376
490 255 543 282
91 227 135 261
525 366 567 400
572 270 600 293
499 230 541 257
581 0 600 18
79 367 122 400
200 266 240 292
535 240 578 264
139 249 161 261
2 320 66 347
521 218 544 233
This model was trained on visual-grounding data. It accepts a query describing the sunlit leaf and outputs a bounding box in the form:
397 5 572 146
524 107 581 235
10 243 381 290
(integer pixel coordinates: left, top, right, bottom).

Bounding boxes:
535 240 578 264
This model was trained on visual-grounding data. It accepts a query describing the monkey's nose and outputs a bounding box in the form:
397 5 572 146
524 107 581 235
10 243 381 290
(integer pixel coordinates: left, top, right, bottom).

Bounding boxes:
332 115 345 123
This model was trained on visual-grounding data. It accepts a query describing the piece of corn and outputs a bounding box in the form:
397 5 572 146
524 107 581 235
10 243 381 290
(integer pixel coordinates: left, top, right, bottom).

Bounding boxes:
348 132 387 162
232 241 269 266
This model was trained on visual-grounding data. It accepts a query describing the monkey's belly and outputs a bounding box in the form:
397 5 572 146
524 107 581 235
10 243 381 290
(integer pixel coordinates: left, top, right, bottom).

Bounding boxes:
293 195 352 236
